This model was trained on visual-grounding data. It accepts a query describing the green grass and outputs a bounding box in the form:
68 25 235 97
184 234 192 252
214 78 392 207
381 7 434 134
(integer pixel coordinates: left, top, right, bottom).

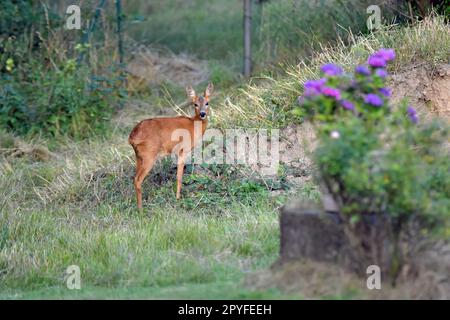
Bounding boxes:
126 0 243 57
0 198 280 292
0 183 287 297
0 126 308 298
1 282 299 300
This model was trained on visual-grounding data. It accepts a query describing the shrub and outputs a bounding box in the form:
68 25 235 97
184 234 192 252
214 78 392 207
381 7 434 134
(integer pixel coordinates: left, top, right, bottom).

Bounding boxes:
296 49 450 283
0 27 124 139
0 57 119 139
0 1 40 37
0 1 129 140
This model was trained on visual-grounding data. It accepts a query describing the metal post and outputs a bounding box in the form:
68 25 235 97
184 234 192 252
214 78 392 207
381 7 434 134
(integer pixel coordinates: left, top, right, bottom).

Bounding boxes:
115 0 124 64
77 0 107 64
243 0 252 77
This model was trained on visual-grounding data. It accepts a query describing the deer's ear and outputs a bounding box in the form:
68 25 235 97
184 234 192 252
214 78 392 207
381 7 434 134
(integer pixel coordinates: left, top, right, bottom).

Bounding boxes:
204 83 214 98
186 86 196 101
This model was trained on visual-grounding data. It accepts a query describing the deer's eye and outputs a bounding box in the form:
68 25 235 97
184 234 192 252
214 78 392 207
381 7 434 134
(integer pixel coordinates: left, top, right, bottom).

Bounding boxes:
194 103 199 107
205 102 209 106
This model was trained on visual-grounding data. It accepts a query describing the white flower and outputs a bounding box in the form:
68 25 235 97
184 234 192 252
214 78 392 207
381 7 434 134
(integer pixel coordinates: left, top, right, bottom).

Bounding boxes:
330 130 340 139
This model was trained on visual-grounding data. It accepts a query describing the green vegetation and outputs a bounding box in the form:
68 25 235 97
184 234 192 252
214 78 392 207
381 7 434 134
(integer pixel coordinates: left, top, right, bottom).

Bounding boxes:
126 0 394 71
298 48 449 282
0 134 302 297
0 56 120 139
0 1 124 139
2 283 297 300
0 0 449 299
214 16 450 128
0 189 282 291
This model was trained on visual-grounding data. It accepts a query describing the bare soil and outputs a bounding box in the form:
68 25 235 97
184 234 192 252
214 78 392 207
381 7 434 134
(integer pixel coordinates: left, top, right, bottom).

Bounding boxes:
390 63 450 121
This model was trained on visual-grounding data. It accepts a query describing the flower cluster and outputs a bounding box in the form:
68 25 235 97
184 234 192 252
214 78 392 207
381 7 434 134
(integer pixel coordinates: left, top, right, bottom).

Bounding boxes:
296 48 418 125
302 49 447 284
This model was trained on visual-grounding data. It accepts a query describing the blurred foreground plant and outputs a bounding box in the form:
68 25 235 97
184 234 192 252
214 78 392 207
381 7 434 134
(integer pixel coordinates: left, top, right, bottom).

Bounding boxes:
296 49 450 283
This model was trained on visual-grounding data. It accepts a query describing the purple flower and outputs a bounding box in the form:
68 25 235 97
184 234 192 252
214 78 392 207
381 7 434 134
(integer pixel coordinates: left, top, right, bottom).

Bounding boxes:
374 48 396 62
368 55 387 68
375 69 388 78
321 63 343 76
303 78 327 97
321 87 341 100
304 78 326 89
379 87 391 97
355 65 371 76
364 94 384 107
341 100 355 111
407 106 419 124
304 87 320 97
349 79 358 88
368 49 395 69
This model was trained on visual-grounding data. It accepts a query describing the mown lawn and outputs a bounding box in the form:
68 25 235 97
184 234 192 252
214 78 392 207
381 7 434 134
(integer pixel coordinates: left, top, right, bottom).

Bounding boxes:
0 193 302 299
1 282 297 300
0 134 309 299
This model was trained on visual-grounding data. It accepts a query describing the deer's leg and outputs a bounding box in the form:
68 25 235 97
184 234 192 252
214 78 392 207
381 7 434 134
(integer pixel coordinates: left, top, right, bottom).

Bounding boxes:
133 153 143 207
134 155 145 210
176 152 186 200
133 145 157 209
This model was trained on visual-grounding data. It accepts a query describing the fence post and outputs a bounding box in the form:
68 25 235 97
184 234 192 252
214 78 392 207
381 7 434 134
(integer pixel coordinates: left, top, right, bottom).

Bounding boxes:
115 0 124 64
243 0 252 77
77 0 107 64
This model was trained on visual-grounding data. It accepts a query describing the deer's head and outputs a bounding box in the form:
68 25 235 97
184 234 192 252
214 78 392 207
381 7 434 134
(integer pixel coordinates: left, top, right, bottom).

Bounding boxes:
186 83 214 120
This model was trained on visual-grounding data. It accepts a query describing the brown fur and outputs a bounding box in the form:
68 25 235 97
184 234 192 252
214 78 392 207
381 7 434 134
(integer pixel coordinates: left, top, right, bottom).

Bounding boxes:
128 83 213 209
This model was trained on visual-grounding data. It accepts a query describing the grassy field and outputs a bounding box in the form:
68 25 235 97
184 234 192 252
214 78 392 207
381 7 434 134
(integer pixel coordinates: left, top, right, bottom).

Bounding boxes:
2 283 298 300
0 107 316 299
0 1 449 299
0 194 284 299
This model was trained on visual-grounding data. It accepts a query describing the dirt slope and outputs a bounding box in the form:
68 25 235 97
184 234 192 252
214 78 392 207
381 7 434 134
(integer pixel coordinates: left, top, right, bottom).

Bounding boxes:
390 63 450 121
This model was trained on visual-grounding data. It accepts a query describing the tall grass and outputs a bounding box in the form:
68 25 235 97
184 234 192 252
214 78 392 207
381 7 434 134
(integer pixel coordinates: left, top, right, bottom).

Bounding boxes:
214 16 450 128
126 0 243 68
0 198 281 290
124 0 398 70
256 0 385 66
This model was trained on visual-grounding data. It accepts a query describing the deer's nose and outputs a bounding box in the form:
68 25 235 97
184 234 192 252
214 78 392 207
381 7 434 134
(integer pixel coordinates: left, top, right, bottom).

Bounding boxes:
200 111 207 118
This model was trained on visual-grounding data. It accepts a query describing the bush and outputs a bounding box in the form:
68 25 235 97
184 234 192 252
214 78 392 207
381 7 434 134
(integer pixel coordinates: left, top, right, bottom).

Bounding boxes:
0 20 125 139
296 49 450 283
0 1 39 37
0 57 119 139
0 1 128 140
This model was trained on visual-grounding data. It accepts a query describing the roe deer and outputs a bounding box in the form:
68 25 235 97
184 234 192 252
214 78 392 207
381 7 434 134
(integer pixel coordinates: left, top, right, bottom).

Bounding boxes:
128 83 213 209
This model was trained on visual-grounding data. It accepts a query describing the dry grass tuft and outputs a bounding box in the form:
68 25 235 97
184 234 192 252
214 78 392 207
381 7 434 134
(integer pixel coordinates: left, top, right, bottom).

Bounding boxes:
126 45 209 93
0 131 53 162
